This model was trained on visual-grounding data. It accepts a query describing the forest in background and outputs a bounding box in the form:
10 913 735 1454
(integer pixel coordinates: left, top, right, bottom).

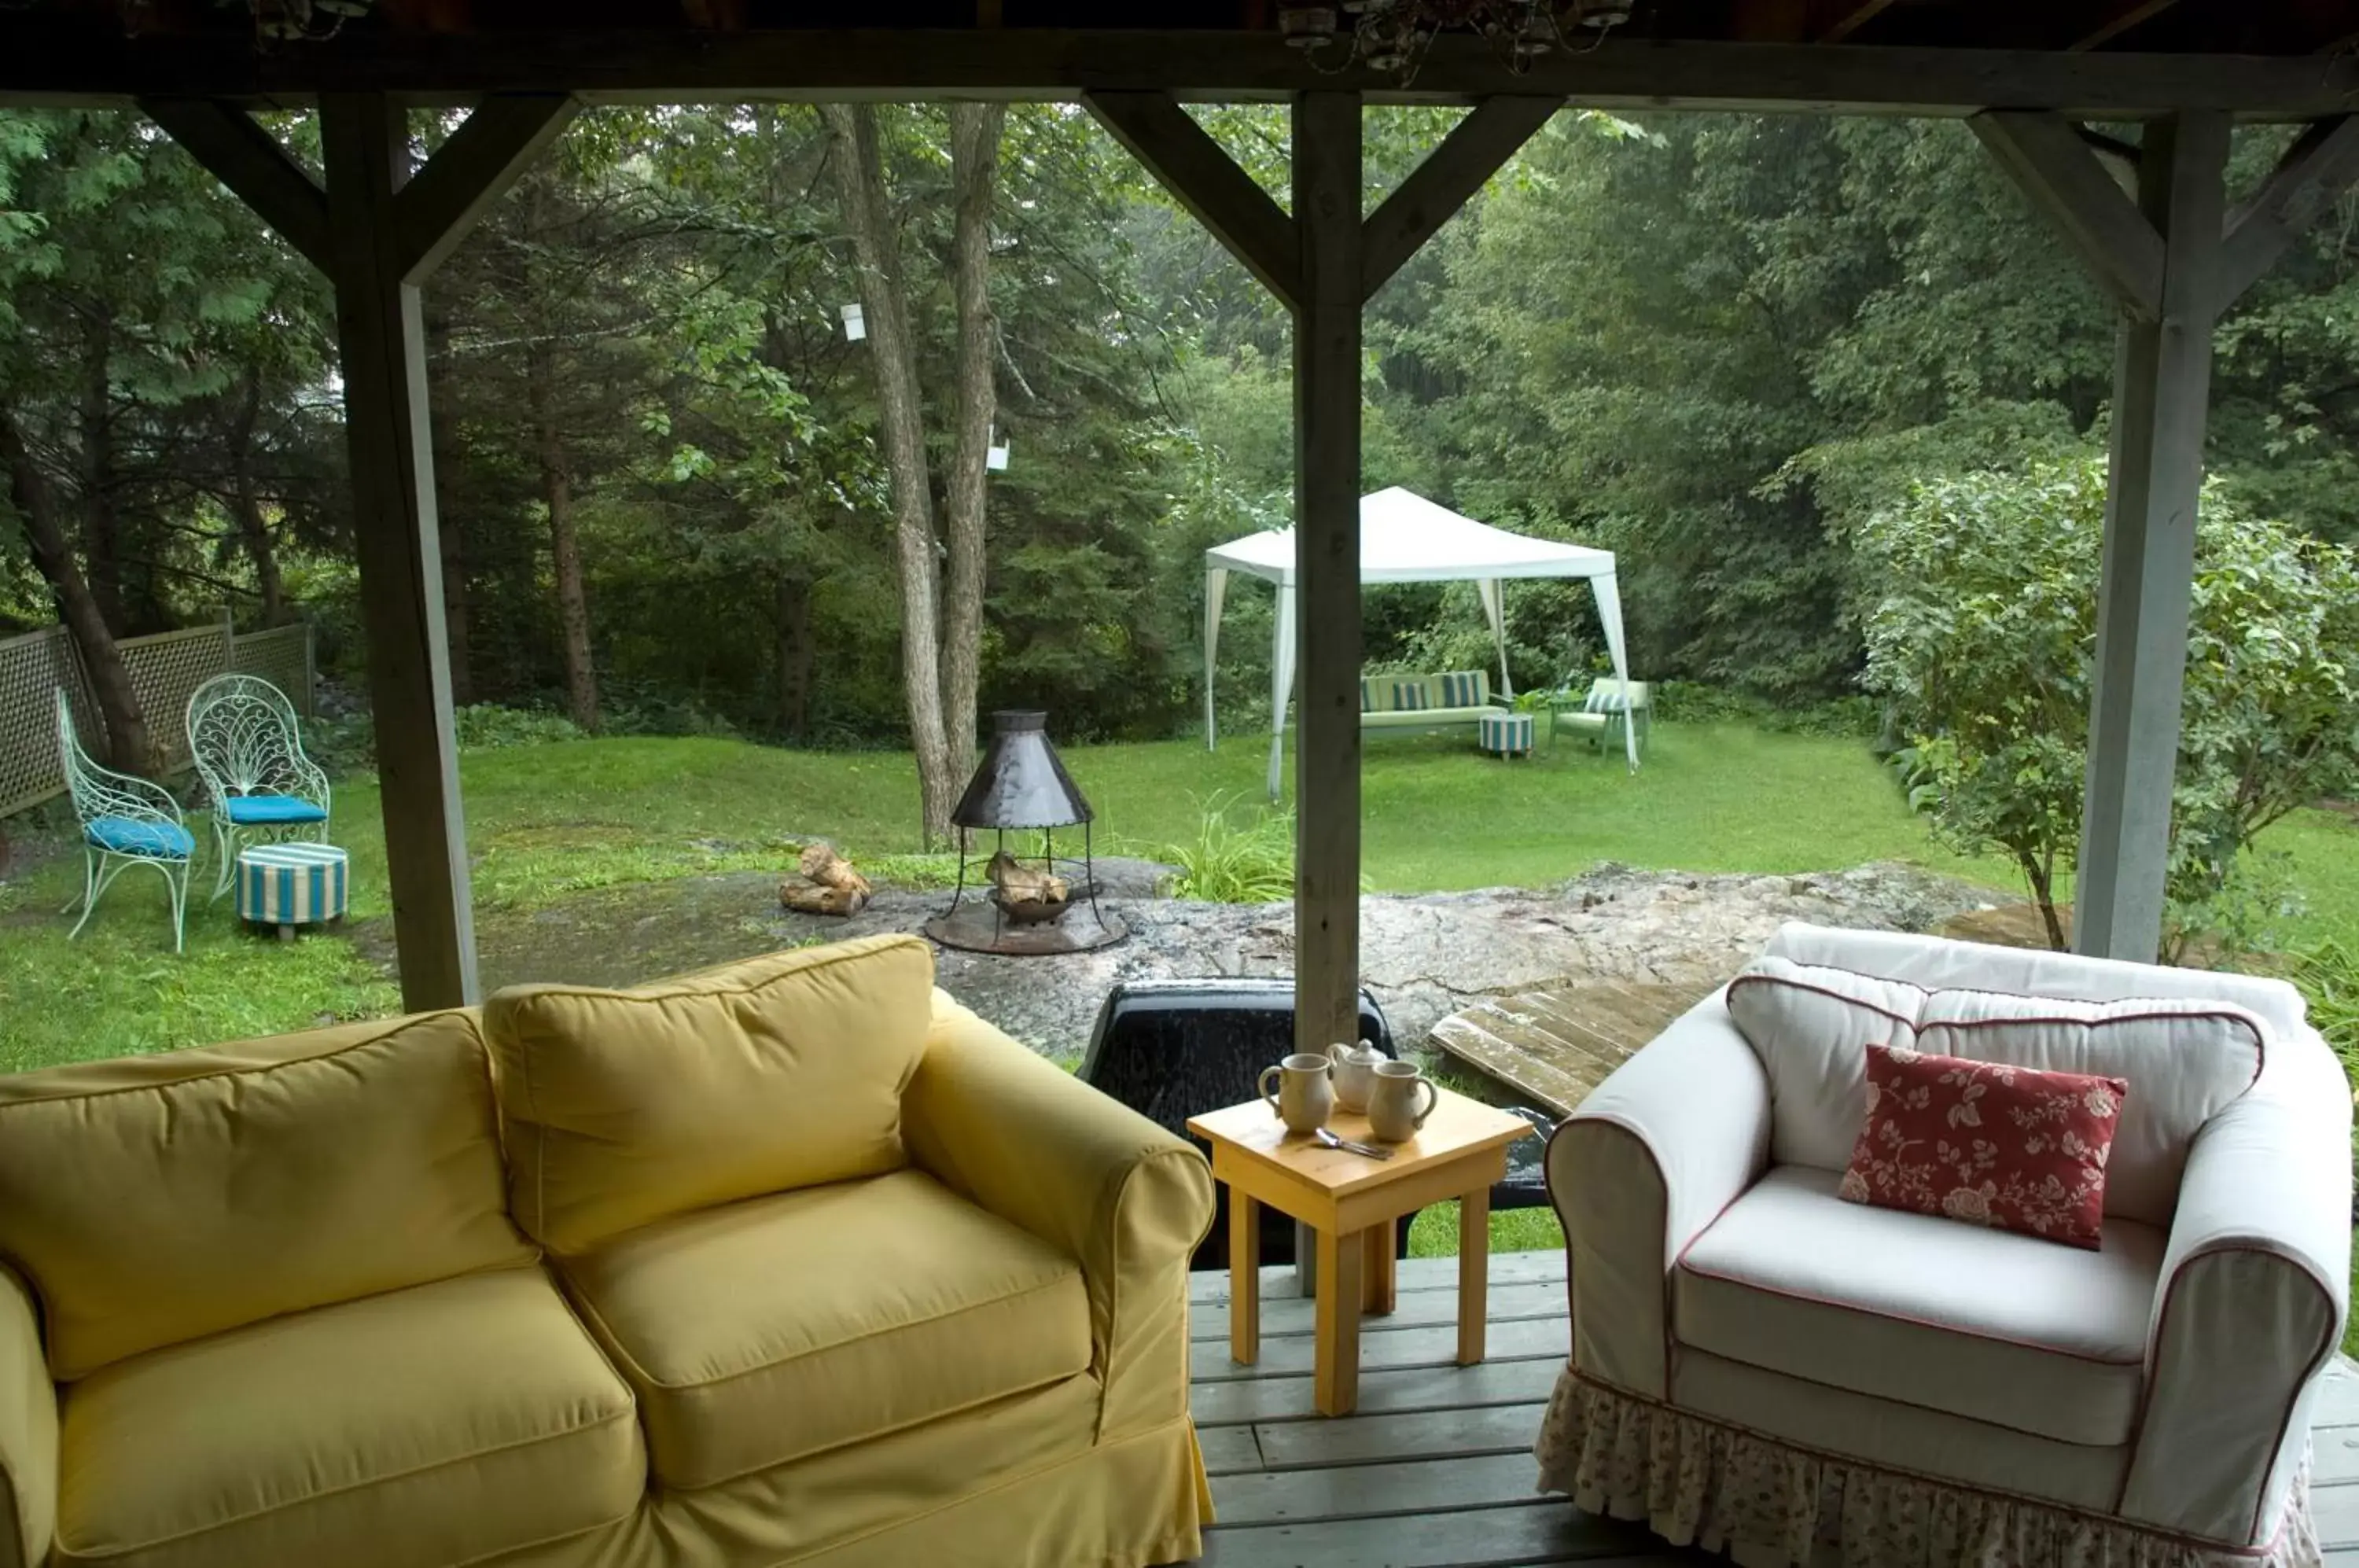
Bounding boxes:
2 105 2355 765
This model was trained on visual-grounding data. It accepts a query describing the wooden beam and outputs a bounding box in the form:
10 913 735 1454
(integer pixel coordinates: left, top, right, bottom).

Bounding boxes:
1814 0 1897 44
395 92 579 282
1971 110 2164 318
12 31 2359 118
1292 90 1363 1063
2075 111 2230 964
319 91 480 1009
1084 90 1304 311
138 98 333 271
2212 115 2359 312
2070 0 2182 51
1361 96 1559 303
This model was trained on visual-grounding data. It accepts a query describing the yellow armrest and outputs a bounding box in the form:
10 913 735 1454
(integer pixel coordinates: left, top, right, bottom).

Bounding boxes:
0 1266 55 1568
903 992 1213 1441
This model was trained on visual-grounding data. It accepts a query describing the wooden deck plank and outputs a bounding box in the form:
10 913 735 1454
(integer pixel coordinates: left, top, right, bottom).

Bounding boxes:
1212 1452 1549 1526
1192 1353 1567 1426
1191 1313 1566 1382
2319 1360 2359 1429
1427 980 1710 1118
1197 1423 1264 1475
1191 1249 1565 1305
2315 1479 2359 1551
1200 1498 1661 1567
1250 1401 1548 1470
1194 1279 1565 1343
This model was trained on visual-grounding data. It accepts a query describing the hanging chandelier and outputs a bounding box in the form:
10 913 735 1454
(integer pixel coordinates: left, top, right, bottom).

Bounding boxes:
1278 1 1636 79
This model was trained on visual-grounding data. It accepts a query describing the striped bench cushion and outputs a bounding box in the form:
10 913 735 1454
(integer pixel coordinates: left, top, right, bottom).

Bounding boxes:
1360 672 1492 713
1437 671 1489 708
237 842 350 926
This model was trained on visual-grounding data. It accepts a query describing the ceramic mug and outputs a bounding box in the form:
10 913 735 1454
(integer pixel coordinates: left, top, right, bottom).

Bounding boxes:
1366 1059 1440 1143
1327 1039 1383 1113
1259 1052 1334 1134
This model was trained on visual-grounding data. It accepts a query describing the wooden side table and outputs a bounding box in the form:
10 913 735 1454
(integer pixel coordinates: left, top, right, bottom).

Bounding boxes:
1187 1087 1537 1416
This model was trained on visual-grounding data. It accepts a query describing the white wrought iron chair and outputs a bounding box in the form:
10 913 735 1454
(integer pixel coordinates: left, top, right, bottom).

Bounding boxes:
185 673 331 901
53 689 193 951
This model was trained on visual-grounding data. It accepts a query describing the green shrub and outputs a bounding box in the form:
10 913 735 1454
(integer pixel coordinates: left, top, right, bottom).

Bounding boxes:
2295 940 2359 1086
1159 794 1296 903
453 705 587 752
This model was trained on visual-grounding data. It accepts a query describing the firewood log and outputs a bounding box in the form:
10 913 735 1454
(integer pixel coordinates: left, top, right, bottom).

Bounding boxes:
778 877 867 917
985 850 1069 904
798 842 873 896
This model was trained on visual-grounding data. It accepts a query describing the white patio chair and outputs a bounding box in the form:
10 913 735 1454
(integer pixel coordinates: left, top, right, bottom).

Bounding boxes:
53 689 193 952
186 673 331 901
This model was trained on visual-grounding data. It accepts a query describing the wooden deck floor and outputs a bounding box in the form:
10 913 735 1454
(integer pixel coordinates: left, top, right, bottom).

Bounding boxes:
1187 1247 2359 1567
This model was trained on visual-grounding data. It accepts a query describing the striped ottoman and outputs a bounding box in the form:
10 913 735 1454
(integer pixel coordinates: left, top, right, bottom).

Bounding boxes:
1478 711 1535 758
235 841 349 940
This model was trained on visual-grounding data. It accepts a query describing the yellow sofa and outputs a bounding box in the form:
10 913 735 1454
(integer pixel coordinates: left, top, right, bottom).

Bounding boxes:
0 935 1216 1568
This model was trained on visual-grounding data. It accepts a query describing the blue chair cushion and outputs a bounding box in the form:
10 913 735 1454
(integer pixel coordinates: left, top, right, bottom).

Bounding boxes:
86 817 194 859
223 794 329 826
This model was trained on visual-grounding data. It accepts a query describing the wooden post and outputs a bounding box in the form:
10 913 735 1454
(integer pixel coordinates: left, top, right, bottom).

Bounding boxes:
1087 89 1553 1040
2077 112 2225 963
152 92 575 1008
318 93 480 1008
1292 90 1364 1059
1974 111 2359 963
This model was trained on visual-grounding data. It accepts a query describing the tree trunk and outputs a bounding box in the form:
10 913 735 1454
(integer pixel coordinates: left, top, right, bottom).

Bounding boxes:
2022 852 2068 951
775 573 815 742
76 311 128 637
824 101 959 846
527 342 600 733
228 371 288 625
939 103 1005 775
0 404 152 774
423 300 473 705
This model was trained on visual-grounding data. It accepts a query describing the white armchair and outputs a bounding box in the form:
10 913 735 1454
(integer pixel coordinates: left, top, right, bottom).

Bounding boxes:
1540 922 2351 1568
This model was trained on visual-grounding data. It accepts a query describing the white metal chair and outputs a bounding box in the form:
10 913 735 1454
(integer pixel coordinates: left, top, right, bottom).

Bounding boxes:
186 673 331 901
53 689 193 951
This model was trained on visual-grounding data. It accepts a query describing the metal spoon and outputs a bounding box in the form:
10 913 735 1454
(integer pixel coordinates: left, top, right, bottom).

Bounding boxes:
1313 1126 1392 1160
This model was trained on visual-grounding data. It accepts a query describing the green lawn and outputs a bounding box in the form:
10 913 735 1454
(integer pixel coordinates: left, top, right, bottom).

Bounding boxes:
6 720 2356 1072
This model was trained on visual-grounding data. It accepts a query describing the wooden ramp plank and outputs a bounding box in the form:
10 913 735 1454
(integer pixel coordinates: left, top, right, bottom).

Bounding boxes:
1213 1452 1548 1526
1193 1353 1566 1426
1429 979 1712 1118
1192 1313 1567 1382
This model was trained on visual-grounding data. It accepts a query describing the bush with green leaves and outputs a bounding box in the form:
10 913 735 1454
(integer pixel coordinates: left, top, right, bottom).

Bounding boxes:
1158 795 1296 904
1860 456 2359 957
452 705 587 753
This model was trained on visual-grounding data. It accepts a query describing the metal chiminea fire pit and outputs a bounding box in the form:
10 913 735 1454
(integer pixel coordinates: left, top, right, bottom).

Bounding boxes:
924 711 1128 956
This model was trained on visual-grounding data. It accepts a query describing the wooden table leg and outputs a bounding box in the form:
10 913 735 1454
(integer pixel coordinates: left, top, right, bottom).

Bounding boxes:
1458 1186 1490 1365
1361 1221 1397 1316
1229 1190 1260 1367
1313 1226 1364 1416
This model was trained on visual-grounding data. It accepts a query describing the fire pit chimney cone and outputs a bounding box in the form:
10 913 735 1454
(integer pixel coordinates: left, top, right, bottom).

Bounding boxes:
953 711 1091 830
926 711 1128 956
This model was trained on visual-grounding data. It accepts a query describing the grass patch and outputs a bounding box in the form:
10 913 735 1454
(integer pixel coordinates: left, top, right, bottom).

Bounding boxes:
1408 1201 1565 1259
5 721 2355 1074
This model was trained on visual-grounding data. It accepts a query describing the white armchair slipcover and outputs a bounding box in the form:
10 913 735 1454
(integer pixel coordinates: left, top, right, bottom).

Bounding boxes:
1539 922 2352 1568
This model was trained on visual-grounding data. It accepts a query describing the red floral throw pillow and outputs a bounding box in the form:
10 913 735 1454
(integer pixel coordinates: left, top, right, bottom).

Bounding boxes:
1838 1044 2127 1250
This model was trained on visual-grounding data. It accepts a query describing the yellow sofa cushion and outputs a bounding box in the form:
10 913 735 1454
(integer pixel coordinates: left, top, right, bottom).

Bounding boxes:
0 1010 535 1380
486 936 936 1255
560 1168 1091 1489
53 1266 644 1568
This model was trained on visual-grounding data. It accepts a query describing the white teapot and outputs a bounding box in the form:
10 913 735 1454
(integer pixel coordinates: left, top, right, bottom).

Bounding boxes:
1326 1039 1385 1113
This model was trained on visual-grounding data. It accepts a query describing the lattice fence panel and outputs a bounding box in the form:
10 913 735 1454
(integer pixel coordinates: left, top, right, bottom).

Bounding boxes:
230 624 315 717
0 627 92 818
118 625 230 775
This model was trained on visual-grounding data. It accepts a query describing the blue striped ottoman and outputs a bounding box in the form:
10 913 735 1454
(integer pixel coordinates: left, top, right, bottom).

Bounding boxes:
235 841 349 940
1477 711 1535 758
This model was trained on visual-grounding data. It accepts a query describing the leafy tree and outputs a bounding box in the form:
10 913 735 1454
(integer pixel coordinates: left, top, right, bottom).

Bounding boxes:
1860 457 2359 956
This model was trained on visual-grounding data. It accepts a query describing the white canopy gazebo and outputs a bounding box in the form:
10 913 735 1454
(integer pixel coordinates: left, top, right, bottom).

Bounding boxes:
1205 487 1637 797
